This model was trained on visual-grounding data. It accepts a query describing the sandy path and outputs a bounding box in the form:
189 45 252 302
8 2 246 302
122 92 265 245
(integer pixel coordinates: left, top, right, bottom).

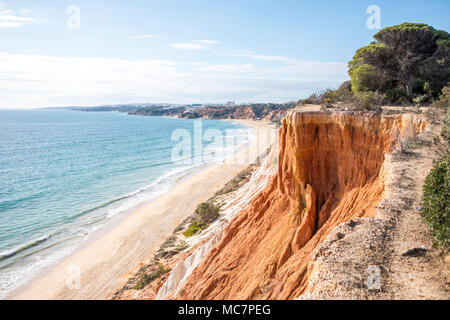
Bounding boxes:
11 119 276 300
383 124 449 299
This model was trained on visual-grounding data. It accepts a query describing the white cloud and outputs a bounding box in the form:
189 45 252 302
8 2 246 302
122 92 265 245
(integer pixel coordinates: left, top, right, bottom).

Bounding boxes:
0 2 46 28
195 64 254 73
231 51 298 63
0 52 181 108
196 40 221 44
191 62 207 66
0 14 39 22
0 52 348 108
267 61 347 76
130 34 161 39
0 21 21 28
170 43 208 50
231 50 347 77
170 40 220 50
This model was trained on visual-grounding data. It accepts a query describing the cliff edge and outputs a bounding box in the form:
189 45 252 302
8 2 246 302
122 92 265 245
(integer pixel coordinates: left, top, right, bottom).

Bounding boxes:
167 110 447 300
118 110 449 300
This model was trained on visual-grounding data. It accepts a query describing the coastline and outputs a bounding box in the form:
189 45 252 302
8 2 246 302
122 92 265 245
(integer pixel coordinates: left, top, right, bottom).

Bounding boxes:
10 119 276 300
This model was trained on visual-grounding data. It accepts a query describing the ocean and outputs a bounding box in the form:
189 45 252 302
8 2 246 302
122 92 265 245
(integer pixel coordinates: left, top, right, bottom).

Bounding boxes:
0 109 252 298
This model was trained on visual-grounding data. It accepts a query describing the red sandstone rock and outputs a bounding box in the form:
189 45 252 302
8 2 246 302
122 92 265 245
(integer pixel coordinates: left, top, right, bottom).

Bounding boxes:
264 109 289 121
232 107 256 119
177 111 426 300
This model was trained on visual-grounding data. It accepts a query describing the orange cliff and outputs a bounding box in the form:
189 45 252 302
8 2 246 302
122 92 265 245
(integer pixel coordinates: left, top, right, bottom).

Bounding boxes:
165 111 427 300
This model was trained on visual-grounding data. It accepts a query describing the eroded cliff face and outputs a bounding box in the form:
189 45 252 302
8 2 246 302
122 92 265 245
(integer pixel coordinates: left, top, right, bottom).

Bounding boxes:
232 107 256 119
264 109 289 121
176 111 426 300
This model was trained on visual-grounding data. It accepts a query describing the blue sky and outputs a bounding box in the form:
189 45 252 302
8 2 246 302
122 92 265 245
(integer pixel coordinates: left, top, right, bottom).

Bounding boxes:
1 0 449 108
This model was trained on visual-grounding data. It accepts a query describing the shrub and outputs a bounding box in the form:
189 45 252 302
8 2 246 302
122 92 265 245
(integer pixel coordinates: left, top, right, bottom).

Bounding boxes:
428 85 450 143
395 124 418 153
422 153 450 248
412 79 427 95
332 81 355 104
183 202 220 238
413 95 430 105
175 242 189 252
321 89 340 107
134 264 171 290
385 87 410 104
215 165 255 196
349 64 390 93
442 86 450 105
442 106 450 145
183 221 208 237
195 202 220 223
433 85 450 110
424 81 432 94
300 89 327 105
353 91 384 111
301 82 355 108
425 105 441 124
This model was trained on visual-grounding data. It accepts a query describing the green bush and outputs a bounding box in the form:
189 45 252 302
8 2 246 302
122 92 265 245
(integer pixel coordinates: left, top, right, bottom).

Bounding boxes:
300 90 324 105
424 81 431 95
441 86 450 105
183 221 208 237
301 82 355 108
195 202 220 223
322 89 340 107
429 85 450 143
442 106 450 145
433 86 450 110
350 64 389 93
385 87 409 104
412 79 426 95
183 202 220 238
134 264 171 290
422 153 450 248
301 88 343 106
413 95 431 105
353 91 384 110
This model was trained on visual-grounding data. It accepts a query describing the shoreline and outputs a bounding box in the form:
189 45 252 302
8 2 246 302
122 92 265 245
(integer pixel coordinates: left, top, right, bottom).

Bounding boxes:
2 162 211 300
10 119 276 300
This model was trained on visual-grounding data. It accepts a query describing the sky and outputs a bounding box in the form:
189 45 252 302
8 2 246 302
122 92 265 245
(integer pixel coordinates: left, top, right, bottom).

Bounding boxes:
0 0 449 109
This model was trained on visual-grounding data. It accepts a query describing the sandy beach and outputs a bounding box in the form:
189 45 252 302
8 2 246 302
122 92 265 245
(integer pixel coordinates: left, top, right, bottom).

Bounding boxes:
11 119 276 300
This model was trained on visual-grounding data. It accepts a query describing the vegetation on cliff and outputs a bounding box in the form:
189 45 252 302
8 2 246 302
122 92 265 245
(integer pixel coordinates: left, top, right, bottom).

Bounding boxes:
134 264 172 290
422 85 450 250
300 23 450 111
195 202 220 223
132 103 295 120
70 102 295 121
182 164 259 238
183 202 221 238
437 86 450 144
443 106 450 144
350 23 450 98
183 221 208 237
422 152 450 249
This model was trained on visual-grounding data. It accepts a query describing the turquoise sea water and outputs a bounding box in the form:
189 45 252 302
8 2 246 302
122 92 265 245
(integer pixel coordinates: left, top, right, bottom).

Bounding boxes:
0 109 251 298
